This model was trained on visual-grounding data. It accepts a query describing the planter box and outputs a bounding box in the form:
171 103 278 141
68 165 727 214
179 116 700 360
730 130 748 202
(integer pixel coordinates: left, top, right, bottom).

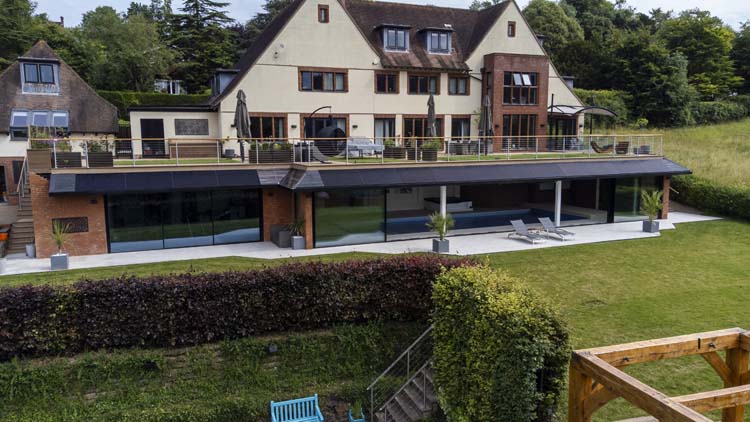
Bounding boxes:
433 239 449 254
255 149 293 164
422 149 438 161
643 220 660 233
448 144 468 155
383 146 406 159
53 152 82 168
87 151 114 167
27 149 52 173
51 253 69 270
271 225 292 248
291 235 305 250
407 148 421 161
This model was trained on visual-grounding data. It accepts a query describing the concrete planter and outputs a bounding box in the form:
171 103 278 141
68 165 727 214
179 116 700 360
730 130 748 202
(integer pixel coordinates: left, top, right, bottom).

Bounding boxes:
433 239 450 254
278 230 292 248
54 152 83 168
383 146 406 159
51 253 69 270
291 235 305 250
643 220 660 233
87 151 114 167
422 149 438 161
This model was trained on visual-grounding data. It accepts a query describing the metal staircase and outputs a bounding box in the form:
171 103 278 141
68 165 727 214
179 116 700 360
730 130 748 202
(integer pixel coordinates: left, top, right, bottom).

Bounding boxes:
367 326 438 422
8 159 34 256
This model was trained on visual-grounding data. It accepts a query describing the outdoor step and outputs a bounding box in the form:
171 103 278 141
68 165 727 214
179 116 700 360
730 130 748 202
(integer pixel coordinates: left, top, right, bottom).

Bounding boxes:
381 401 410 422
402 384 431 413
393 394 421 420
409 378 436 403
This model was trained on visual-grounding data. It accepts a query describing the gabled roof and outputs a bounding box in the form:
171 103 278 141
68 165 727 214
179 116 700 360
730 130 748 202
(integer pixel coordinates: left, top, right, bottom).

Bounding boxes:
343 0 510 71
0 41 119 134
212 0 512 105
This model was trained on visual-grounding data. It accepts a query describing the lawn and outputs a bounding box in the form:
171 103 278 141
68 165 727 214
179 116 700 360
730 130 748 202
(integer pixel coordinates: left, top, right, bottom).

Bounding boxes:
1 219 749 420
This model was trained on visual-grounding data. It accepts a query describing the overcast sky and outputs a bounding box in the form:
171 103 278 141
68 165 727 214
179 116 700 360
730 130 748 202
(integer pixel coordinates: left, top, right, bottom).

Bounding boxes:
37 0 748 29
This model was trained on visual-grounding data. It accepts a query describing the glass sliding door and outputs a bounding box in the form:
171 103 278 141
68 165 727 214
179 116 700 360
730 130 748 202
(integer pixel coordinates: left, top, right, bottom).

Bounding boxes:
106 189 262 253
212 189 261 244
163 191 214 248
314 189 385 247
107 193 165 252
613 177 660 222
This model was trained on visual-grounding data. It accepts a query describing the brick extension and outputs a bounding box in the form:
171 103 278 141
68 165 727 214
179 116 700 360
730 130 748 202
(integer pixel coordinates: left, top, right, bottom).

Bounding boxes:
29 172 107 258
262 187 294 241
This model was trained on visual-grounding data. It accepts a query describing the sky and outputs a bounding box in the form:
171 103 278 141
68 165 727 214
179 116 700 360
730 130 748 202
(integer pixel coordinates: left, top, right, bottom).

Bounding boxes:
36 0 748 29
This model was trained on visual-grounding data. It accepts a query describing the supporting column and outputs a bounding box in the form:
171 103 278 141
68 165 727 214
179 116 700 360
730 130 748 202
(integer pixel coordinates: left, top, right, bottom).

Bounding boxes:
554 180 562 227
439 185 447 217
662 176 671 219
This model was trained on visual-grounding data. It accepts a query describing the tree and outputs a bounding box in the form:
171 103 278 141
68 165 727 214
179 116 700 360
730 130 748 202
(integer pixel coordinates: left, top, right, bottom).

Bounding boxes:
732 21 750 94
0 0 35 69
80 6 174 91
523 0 584 63
237 0 292 53
657 9 741 99
169 0 237 92
611 32 696 126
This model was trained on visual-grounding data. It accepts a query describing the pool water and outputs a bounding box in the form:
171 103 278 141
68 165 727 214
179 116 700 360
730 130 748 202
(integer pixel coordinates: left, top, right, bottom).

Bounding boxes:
385 208 585 235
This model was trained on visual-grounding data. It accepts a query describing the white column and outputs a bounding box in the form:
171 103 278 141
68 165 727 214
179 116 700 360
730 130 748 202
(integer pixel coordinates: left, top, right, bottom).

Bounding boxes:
440 185 447 217
554 180 562 227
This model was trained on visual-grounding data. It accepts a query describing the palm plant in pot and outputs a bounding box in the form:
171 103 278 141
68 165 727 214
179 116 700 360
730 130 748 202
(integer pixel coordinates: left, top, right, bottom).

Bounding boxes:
427 212 454 253
50 220 70 270
288 217 306 250
640 190 663 233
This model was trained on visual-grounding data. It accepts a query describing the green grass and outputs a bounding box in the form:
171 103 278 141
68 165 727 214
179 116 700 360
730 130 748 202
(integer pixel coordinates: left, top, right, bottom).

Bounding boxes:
1 219 749 420
614 119 750 188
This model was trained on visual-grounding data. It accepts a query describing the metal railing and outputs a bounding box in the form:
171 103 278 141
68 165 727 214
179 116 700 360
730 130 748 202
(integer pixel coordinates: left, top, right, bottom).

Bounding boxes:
27 134 664 170
15 157 28 207
367 325 433 422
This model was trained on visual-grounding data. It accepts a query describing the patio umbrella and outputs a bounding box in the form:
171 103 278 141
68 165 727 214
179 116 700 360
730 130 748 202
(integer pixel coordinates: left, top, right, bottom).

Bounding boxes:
426 93 437 139
478 94 494 153
233 89 250 162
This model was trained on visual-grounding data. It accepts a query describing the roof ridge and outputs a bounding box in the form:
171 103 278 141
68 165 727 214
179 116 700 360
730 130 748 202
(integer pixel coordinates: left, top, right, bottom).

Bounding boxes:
346 0 509 13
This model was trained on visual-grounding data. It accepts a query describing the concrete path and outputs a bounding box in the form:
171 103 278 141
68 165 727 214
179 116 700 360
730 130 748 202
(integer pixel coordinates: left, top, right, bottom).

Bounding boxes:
0 212 721 276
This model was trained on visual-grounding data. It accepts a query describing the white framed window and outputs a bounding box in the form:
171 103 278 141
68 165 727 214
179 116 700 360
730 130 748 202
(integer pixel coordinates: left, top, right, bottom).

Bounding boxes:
9 110 29 142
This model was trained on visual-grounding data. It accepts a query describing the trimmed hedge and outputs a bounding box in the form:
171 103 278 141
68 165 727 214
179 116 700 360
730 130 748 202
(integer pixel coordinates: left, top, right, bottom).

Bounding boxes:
97 90 211 120
672 175 750 220
0 256 476 360
574 88 631 127
690 101 748 125
432 265 570 422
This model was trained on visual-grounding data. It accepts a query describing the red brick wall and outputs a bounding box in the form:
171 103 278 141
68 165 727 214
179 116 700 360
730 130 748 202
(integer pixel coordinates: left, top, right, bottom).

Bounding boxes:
296 192 314 249
662 176 670 219
30 172 107 258
483 53 550 143
262 187 293 240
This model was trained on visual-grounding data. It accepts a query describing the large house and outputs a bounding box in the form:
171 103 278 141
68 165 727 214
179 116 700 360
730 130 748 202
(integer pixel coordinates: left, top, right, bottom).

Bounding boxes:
17 0 688 259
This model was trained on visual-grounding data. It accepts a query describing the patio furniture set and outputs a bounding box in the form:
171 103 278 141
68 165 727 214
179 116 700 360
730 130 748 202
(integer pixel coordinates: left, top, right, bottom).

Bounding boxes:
508 217 576 244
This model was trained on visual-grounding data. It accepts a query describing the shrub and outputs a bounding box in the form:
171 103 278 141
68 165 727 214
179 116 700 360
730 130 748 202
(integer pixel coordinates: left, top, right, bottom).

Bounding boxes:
432 265 570 422
0 256 476 360
672 175 750 220
97 91 211 120
574 88 631 128
690 101 748 125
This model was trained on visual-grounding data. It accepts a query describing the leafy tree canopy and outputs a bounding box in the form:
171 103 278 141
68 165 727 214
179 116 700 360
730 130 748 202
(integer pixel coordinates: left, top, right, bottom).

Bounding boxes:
523 0 584 63
731 21 750 94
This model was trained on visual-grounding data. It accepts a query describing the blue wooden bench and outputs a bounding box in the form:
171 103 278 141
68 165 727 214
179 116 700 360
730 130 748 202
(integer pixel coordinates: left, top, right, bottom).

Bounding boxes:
270 394 324 422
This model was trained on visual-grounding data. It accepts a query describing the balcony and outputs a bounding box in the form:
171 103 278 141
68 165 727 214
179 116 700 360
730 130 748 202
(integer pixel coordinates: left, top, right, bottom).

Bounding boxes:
29 135 664 172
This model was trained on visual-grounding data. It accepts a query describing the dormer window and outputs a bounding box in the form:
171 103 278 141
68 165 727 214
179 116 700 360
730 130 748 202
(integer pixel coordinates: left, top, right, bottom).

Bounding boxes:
9 109 69 141
427 31 451 54
384 27 408 51
20 61 60 94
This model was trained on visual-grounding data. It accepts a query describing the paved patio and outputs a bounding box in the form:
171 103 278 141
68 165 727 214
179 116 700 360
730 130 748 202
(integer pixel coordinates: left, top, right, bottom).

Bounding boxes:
0 212 720 276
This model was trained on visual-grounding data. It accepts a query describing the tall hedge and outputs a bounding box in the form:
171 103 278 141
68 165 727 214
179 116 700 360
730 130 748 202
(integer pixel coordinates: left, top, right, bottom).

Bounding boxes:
97 90 212 120
574 88 632 128
690 101 748 125
0 256 476 360
672 175 750 220
432 266 570 422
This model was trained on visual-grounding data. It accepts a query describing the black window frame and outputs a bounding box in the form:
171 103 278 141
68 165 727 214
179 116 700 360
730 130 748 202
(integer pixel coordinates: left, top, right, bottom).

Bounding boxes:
384 28 408 51
22 63 55 84
427 31 451 54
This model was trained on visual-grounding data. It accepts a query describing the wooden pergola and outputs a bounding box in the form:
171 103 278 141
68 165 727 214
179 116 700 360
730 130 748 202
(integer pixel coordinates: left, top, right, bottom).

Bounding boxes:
569 328 750 422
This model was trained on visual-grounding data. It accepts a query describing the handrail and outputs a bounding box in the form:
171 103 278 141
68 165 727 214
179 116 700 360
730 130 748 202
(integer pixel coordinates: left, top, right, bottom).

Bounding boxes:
367 325 433 390
15 157 28 205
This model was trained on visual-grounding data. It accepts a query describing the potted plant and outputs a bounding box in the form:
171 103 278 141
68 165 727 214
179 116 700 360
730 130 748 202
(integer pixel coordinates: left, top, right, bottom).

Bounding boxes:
640 190 663 233
272 142 293 163
50 220 70 270
86 139 114 167
421 139 441 162
288 217 306 250
383 138 406 159
427 212 454 253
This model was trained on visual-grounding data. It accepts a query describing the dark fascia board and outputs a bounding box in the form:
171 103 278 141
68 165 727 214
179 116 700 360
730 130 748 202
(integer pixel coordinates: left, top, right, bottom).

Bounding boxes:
417 27 455 33
17 56 60 63
128 105 215 112
374 23 412 30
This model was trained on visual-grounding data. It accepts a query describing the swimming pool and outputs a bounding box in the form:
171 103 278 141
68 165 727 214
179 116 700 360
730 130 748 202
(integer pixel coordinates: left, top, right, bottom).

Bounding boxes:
385 208 585 236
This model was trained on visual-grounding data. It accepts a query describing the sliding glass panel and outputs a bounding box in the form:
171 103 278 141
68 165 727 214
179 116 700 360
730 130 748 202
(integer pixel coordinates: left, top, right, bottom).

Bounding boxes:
212 189 261 244
163 191 214 248
613 177 660 222
107 194 165 252
314 189 385 247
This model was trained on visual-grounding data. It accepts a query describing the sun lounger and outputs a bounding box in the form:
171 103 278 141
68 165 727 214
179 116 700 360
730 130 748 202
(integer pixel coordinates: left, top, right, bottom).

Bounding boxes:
508 220 546 244
538 217 575 241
